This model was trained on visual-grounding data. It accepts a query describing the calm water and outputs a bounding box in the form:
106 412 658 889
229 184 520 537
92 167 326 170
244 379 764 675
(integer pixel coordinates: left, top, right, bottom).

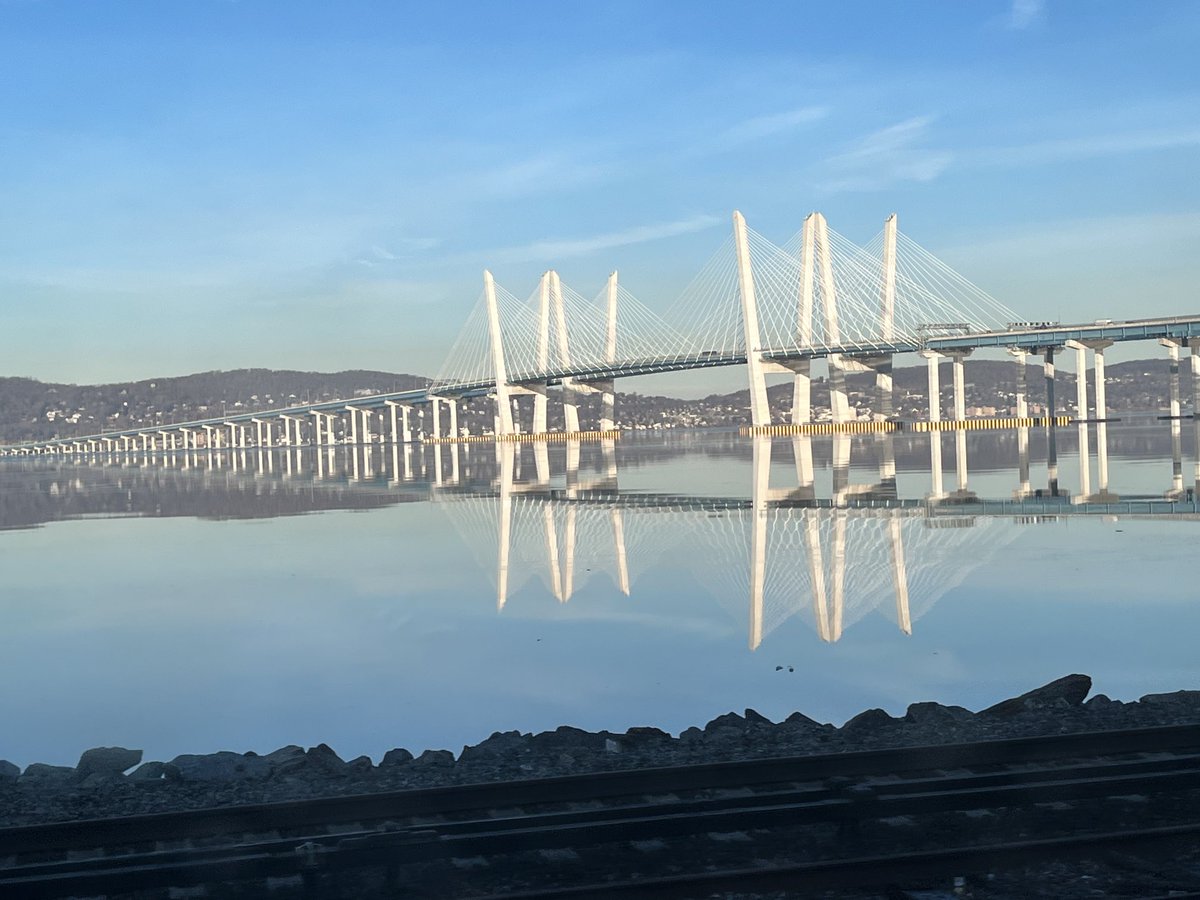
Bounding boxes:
2 424 1199 769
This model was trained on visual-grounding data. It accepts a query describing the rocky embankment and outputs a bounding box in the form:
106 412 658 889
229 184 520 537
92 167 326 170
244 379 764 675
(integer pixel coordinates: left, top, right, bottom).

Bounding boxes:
3 675 1199 827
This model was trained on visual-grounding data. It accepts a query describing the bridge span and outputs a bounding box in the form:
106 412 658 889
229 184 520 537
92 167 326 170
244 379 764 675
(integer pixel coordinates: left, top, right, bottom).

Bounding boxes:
4 210 1199 456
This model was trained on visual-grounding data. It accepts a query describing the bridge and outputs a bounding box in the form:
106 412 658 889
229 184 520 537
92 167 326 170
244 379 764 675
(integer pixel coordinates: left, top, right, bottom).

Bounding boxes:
5 210 1200 455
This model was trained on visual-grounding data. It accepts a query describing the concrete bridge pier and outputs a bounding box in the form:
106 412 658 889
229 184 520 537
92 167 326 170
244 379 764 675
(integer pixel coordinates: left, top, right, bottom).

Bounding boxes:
1086 340 1113 420
950 351 971 421
1065 340 1091 419
1009 349 1029 417
921 351 942 422
1161 338 1183 418
1034 346 1061 494
429 397 442 441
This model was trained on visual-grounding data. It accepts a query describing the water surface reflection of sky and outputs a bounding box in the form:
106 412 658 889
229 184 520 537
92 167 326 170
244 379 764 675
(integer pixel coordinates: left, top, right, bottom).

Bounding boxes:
1 425 1198 768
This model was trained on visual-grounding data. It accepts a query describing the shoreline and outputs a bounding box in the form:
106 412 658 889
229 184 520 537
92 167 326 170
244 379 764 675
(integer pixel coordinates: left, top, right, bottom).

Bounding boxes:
4 674 1200 828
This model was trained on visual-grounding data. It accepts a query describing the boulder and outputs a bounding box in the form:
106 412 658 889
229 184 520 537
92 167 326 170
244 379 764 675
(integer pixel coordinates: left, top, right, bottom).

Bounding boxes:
904 702 974 726
0 760 20 782
1139 690 1200 712
76 746 142 780
459 730 526 763
743 708 774 727
529 726 601 753
380 748 414 768
19 763 75 786
704 712 746 733
305 744 347 775
621 726 671 748
168 752 271 782
128 761 171 782
841 708 898 735
980 675 1092 718
782 711 825 730
413 749 455 768
347 755 374 773
264 745 307 776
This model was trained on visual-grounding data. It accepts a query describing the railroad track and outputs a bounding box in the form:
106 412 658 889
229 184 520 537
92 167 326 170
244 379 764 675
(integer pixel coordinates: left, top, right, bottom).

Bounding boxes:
3 723 1200 899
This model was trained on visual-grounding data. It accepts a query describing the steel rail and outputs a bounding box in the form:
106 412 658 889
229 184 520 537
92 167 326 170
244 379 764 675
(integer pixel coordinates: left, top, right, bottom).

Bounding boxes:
4 755 1200 897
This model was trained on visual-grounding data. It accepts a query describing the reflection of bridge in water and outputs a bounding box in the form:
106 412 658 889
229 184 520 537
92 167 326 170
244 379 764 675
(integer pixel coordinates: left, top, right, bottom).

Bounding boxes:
7 422 1200 648
436 422 1200 649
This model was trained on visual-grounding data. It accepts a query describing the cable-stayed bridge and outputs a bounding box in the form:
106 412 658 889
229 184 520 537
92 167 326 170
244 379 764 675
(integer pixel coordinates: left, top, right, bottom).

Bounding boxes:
6 210 1200 455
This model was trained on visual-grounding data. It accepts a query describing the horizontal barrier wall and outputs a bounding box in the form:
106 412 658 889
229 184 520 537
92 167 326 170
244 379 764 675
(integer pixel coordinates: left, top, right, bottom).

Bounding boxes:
740 416 1074 437
424 430 621 445
739 421 901 437
908 416 1073 432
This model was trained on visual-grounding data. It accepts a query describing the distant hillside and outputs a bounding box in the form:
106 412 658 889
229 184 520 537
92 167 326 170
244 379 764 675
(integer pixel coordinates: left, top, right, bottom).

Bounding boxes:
0 369 428 443
0 357 1189 442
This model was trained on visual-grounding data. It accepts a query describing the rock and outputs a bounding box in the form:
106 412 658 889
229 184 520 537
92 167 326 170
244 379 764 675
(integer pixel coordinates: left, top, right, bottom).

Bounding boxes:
980 674 1092 717
168 752 271 782
604 738 621 753
1139 690 1200 712
529 726 601 753
80 772 123 789
459 730 526 764
128 761 170 782
704 712 746 733
305 744 347 775
1085 693 1120 710
744 708 774 727
380 748 414 768
678 726 704 744
76 746 142 780
348 755 374 773
0 760 19 782
413 749 454 768
904 702 974 726
622 726 671 747
264 745 307 776
842 708 898 735
783 711 824 729
19 763 75 786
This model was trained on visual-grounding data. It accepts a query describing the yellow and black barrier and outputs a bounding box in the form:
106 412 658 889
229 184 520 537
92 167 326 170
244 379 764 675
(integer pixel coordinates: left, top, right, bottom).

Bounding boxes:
424 430 621 445
739 421 901 437
909 416 1072 433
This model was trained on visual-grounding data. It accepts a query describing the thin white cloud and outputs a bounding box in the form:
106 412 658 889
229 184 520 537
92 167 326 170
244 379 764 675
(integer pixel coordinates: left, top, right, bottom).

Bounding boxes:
354 238 441 267
490 215 722 263
1007 0 1045 30
478 153 613 199
819 116 953 191
971 127 1200 167
715 106 828 147
939 211 1200 262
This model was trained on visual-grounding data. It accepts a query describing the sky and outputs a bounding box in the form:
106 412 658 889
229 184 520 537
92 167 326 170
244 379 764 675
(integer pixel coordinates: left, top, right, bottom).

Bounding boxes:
1 0 1197 392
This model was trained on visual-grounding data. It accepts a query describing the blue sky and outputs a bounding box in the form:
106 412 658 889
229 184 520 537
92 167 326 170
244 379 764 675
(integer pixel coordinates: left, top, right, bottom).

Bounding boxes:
1 0 1197 389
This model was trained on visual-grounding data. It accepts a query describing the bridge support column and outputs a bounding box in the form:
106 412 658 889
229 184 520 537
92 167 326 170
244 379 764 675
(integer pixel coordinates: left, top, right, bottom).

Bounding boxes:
733 211 771 428
347 407 359 445
484 270 516 436
1066 340 1089 419
549 271 580 434
430 397 442 441
1191 343 1200 418
922 351 942 422
602 271 619 432
950 351 970 421
448 399 458 439
1008 349 1029 417
1162 339 1182 418
1094 345 1108 421
789 361 811 425
1043 347 1058 420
